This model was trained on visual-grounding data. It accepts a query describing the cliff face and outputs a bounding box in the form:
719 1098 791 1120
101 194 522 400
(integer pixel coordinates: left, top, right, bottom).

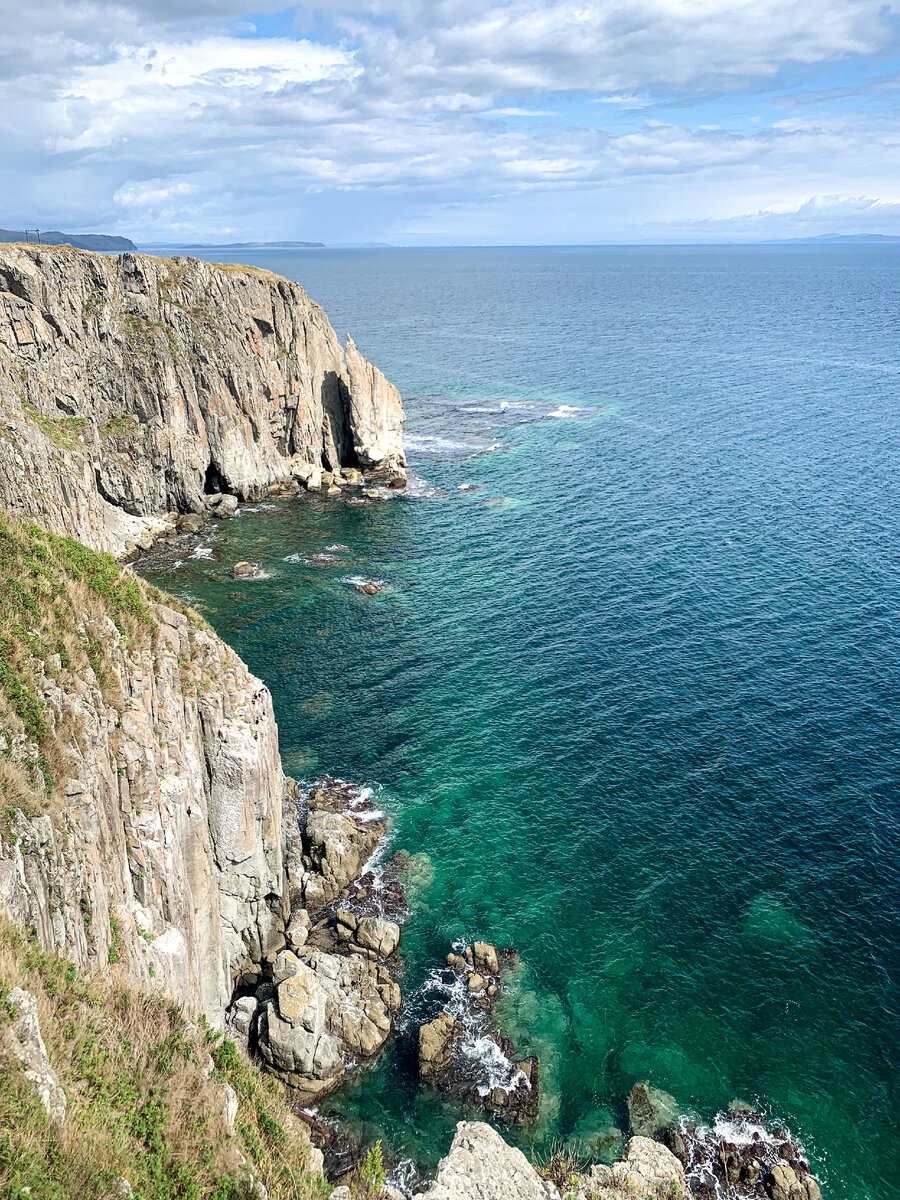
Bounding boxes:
0 521 288 1022
0 244 404 555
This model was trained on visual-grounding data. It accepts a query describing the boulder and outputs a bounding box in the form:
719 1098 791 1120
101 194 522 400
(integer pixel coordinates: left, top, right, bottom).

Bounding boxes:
306 468 323 491
577 1136 686 1200
232 561 257 580
472 942 500 976
177 512 205 533
354 915 401 958
412 1121 557 1200
257 948 400 1102
210 494 238 518
285 908 311 951
3 987 66 1127
355 581 381 595
302 809 383 911
419 1012 462 1082
766 1164 802 1200
343 468 362 486
626 1080 679 1137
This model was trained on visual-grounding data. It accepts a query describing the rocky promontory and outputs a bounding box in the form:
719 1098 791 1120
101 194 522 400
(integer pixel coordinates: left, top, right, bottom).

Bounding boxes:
0 244 405 556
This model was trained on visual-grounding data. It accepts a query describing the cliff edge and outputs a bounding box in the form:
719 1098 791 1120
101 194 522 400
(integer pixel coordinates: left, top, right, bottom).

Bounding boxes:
0 244 404 555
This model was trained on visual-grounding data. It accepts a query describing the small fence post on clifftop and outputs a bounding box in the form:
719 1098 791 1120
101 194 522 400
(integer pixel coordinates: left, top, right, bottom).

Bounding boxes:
24 229 41 245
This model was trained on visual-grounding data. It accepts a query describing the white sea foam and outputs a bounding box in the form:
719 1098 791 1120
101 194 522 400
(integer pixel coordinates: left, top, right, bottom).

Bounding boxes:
190 546 214 560
283 553 302 562
549 404 584 417
405 434 479 452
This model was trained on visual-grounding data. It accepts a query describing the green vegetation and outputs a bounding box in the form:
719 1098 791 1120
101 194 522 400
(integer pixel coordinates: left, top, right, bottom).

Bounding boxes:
350 1140 386 1199
0 514 153 823
100 413 142 439
21 402 87 451
0 920 329 1200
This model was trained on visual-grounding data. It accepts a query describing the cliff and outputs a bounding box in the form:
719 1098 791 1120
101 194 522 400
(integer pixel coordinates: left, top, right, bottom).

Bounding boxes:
0 244 404 555
0 517 289 1022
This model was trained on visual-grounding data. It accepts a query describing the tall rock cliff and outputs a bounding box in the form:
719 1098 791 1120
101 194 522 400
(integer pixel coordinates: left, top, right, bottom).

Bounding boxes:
0 244 404 555
0 518 289 1022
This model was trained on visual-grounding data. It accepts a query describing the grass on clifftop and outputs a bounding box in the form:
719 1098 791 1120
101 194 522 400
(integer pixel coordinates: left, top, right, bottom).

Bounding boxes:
0 920 328 1200
0 513 154 823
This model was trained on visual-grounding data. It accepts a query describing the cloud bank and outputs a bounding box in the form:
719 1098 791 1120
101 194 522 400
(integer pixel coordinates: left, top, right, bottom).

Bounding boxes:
2 0 899 242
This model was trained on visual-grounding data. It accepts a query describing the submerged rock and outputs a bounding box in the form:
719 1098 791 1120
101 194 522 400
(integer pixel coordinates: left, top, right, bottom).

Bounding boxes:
626 1080 679 1137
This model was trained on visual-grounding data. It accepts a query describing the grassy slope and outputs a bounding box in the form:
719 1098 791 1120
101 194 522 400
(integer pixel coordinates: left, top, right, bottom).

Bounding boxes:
0 920 328 1200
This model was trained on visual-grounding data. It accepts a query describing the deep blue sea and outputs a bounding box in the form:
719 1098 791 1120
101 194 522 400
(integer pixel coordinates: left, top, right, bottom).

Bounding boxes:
141 245 900 1199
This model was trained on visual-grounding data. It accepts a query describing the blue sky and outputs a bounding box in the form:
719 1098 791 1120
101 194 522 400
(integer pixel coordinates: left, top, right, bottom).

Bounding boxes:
2 0 899 244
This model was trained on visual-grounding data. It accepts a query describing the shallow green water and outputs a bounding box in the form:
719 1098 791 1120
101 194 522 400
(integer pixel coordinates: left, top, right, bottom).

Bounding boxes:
141 246 900 1199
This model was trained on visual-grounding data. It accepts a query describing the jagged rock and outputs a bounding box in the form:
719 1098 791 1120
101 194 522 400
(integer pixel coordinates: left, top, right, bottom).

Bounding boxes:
258 948 400 1103
467 973 486 993
472 942 499 975
766 1164 799 1200
354 915 401 957
222 1081 239 1136
225 995 258 1054
177 513 205 533
626 1080 679 1137
0 245 404 555
412 1121 558 1200
3 987 66 1126
576 1136 686 1199
355 580 385 595
419 1012 462 1082
302 808 383 912
285 908 311 951
232 561 257 580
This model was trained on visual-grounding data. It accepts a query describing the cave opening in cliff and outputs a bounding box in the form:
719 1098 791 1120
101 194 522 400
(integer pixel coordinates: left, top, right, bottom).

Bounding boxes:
204 461 228 495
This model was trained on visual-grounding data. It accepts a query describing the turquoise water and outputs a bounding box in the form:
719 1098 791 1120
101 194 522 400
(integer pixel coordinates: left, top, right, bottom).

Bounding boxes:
141 246 900 1199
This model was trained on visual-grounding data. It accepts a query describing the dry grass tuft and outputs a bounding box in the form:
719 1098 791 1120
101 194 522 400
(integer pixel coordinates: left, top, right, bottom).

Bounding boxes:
0 919 329 1200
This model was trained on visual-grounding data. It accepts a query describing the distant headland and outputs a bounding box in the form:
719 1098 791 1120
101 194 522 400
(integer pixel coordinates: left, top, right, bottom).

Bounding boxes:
0 227 136 251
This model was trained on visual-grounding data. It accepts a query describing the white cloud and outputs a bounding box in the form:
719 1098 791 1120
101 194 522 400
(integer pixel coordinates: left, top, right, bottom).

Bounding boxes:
0 0 898 241
114 178 199 207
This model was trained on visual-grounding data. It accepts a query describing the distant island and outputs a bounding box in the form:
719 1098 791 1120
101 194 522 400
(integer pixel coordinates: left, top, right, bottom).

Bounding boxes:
0 227 136 251
778 233 900 244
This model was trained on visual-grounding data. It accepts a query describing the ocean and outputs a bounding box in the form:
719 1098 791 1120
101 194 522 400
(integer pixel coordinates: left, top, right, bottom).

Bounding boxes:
139 245 900 1199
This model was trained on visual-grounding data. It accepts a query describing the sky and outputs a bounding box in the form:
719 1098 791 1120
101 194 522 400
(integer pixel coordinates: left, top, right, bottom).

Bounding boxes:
2 0 900 244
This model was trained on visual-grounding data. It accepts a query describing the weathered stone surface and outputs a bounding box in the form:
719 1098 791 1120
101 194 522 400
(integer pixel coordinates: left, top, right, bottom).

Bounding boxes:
413 1122 559 1200
0 600 289 1025
302 809 383 911
0 245 405 556
257 947 400 1102
419 1012 462 1082
354 915 401 958
472 942 499 976
575 1137 686 1200
3 987 66 1126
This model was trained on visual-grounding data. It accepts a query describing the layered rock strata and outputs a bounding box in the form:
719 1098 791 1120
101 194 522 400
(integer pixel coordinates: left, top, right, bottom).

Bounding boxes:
0 244 405 556
0 595 289 1022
